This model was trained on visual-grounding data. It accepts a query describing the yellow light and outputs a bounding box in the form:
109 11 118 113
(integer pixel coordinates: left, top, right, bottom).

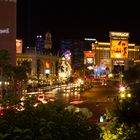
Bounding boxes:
115 53 121 58
127 93 131 98
98 42 110 45
120 93 125 98
108 73 113 78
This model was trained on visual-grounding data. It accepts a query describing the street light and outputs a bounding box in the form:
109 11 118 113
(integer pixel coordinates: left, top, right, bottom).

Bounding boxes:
119 85 132 100
120 93 126 98
127 93 131 98
119 86 125 92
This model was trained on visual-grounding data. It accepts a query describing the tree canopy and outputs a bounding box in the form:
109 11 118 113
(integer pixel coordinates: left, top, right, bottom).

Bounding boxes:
102 83 140 140
0 99 102 140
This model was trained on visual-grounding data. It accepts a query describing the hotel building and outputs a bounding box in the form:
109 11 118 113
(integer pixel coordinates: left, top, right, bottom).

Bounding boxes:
0 0 16 66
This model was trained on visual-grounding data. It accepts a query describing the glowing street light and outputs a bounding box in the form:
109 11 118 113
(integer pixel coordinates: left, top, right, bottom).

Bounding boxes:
119 86 125 92
120 93 126 98
127 93 131 98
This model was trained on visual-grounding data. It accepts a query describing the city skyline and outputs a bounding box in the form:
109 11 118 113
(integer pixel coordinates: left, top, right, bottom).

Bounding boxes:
17 0 140 52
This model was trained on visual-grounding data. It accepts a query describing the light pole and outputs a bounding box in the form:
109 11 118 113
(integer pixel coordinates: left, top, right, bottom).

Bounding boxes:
92 40 98 65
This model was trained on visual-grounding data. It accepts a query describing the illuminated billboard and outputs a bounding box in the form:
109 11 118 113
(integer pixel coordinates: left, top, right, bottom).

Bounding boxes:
84 51 95 58
86 58 94 64
110 32 129 59
113 59 125 65
110 32 129 39
16 39 22 54
84 51 95 65
0 0 16 65
110 40 128 58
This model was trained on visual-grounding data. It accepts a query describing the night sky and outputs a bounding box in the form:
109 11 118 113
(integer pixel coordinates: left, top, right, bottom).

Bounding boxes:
17 0 140 52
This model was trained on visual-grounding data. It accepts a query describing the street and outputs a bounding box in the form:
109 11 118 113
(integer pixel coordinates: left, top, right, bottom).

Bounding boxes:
67 80 119 123
26 80 119 123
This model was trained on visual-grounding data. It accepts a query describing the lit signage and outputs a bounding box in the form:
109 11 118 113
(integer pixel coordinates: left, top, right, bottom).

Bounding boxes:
86 58 94 64
110 32 129 38
84 51 95 65
84 51 95 57
16 39 22 54
110 31 129 59
84 38 96 41
113 60 125 65
0 28 10 34
110 40 128 58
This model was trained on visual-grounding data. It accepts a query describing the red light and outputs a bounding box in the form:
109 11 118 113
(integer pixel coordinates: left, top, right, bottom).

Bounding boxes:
0 111 4 116
118 83 122 88
6 105 11 110
102 77 106 80
84 76 87 80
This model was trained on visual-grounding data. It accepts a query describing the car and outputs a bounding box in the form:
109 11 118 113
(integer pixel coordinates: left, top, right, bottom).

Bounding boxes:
37 94 48 104
69 98 84 105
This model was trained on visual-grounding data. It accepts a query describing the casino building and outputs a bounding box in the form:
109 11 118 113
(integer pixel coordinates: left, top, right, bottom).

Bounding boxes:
84 32 140 76
16 33 59 85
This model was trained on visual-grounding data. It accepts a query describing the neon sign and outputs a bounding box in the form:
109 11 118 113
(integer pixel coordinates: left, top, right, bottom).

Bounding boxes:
0 28 10 34
110 32 129 38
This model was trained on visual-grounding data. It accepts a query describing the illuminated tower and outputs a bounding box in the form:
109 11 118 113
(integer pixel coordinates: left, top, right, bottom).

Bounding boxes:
44 32 52 49
36 35 44 54
44 32 52 55
0 0 16 66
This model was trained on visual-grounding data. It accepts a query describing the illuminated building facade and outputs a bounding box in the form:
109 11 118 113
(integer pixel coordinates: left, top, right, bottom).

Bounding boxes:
16 39 23 54
60 39 84 71
58 51 72 81
61 34 140 76
0 0 16 66
83 32 140 76
16 53 59 83
94 41 140 72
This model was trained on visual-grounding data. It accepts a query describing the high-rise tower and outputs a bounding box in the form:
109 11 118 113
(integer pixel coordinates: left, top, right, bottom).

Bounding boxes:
36 35 44 54
0 0 16 66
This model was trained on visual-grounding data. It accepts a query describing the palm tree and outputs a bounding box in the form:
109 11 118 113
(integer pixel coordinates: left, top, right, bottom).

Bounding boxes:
14 60 31 97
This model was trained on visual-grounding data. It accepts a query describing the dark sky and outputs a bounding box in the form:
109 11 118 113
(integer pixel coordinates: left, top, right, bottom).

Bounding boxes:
17 0 140 51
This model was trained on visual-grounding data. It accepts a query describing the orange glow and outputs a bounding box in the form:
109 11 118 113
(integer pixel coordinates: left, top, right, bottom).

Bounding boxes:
45 61 50 68
16 39 23 54
110 40 128 58
84 51 95 57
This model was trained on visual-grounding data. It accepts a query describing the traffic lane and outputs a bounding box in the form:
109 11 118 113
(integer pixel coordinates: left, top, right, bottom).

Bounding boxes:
76 85 118 123
80 85 117 102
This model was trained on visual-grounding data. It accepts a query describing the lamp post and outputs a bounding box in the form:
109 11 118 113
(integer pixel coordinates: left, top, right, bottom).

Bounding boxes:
92 40 98 65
